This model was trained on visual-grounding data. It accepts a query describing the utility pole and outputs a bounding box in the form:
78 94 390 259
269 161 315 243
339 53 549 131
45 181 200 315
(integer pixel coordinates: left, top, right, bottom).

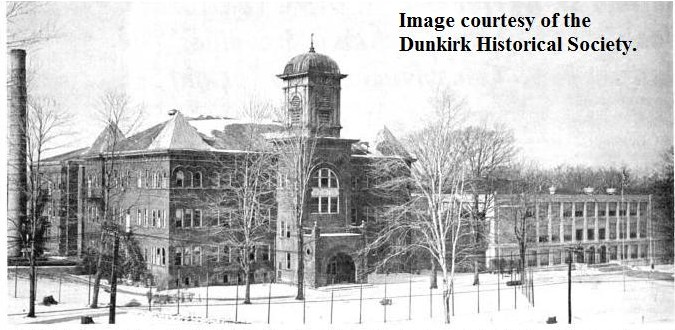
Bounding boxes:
566 245 582 324
568 249 572 324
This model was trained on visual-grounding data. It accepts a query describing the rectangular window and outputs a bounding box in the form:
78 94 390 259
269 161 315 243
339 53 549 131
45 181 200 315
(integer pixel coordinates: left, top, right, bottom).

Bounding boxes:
587 229 594 240
629 202 637 216
608 202 617 216
185 209 193 227
261 245 269 261
286 252 291 269
137 209 142 226
619 202 627 216
574 202 584 217
194 209 202 227
152 210 157 227
564 221 573 241
599 228 606 240
351 208 357 225
144 209 148 227
184 247 191 266
639 202 649 216
175 250 182 266
137 170 142 188
175 209 183 228
609 219 617 239
563 203 572 217
194 246 201 266
598 202 607 216
586 202 595 217
576 229 583 241
551 218 560 242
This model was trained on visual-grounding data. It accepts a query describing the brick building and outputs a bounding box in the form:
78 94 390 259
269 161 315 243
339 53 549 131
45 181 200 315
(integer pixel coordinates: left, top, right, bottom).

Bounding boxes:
487 192 661 269
37 45 408 289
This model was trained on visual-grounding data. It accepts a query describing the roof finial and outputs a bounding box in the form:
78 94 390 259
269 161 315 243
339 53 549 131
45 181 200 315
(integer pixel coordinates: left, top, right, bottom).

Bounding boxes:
309 33 315 53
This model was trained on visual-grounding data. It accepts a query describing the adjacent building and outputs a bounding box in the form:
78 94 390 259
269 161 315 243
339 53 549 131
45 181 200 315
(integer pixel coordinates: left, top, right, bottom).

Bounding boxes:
487 192 659 269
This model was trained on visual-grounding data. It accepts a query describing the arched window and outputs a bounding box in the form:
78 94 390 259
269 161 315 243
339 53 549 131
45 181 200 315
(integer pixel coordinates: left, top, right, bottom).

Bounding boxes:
193 172 202 188
163 172 168 188
162 248 166 265
310 168 339 214
185 171 193 188
313 168 339 188
176 171 184 187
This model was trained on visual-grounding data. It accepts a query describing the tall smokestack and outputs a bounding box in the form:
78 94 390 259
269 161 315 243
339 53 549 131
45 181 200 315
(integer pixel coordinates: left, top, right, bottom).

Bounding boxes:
7 49 28 258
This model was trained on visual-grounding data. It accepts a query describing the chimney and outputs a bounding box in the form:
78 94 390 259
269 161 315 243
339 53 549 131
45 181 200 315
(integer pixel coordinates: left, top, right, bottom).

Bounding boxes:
7 49 28 258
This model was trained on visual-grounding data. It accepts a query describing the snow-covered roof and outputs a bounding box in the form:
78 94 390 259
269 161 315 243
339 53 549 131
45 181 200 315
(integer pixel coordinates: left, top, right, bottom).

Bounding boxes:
147 112 214 151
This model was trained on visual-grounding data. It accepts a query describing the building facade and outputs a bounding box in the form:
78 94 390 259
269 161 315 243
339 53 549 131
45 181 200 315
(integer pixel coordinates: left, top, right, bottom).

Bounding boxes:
487 192 659 269
35 45 405 289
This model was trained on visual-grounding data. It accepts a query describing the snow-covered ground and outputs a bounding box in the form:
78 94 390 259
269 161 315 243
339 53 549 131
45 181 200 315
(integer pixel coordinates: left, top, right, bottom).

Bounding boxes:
6 265 674 328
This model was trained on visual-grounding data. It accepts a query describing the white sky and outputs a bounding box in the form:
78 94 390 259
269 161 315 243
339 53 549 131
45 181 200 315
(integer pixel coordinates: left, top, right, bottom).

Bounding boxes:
14 1 674 172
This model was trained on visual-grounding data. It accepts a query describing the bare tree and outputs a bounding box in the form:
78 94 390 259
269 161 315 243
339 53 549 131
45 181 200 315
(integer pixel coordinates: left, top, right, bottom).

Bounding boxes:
199 99 276 303
269 120 318 300
6 2 59 49
24 96 71 317
89 89 144 310
362 91 472 324
457 125 515 285
501 162 547 281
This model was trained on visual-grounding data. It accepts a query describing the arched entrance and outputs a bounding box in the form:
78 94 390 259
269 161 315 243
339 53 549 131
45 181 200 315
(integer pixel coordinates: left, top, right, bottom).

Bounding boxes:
326 253 356 284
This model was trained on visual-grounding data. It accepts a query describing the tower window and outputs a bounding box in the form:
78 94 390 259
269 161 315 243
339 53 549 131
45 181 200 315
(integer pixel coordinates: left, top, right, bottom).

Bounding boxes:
289 95 302 125
318 110 331 125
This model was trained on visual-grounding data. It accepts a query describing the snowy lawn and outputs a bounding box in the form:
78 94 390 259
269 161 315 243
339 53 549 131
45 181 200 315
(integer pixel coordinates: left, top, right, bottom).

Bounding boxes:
6 265 674 328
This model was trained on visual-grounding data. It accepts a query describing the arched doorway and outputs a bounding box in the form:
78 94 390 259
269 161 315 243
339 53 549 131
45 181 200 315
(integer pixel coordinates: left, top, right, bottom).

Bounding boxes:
326 253 356 284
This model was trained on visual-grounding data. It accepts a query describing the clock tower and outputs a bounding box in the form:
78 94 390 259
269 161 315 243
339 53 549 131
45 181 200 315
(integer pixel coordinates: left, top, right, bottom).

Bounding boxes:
277 41 347 137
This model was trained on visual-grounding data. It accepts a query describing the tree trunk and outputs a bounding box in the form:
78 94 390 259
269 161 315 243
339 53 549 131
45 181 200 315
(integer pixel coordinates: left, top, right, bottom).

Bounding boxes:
27 248 36 317
90 234 106 308
519 242 527 282
108 234 119 324
296 224 305 300
473 260 480 285
442 278 451 324
244 266 252 304
430 256 438 289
